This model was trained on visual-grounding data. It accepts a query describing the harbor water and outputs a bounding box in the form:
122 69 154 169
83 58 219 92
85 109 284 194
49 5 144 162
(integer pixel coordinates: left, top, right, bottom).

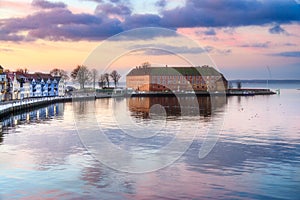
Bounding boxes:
0 84 299 199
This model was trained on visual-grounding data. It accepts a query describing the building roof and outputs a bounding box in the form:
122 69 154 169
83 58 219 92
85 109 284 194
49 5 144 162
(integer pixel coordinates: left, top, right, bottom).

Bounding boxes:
127 66 223 77
6 72 61 83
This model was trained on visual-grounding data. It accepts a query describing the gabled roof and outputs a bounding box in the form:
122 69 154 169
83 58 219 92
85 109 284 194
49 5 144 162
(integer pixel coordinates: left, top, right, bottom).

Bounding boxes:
127 66 223 77
6 72 61 83
35 72 53 80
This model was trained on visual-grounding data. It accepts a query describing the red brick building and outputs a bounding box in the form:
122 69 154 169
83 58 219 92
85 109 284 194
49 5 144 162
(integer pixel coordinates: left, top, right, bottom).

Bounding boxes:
126 66 228 92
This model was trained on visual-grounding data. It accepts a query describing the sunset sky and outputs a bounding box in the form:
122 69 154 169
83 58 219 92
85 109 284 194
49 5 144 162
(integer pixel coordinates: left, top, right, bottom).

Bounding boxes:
0 0 300 79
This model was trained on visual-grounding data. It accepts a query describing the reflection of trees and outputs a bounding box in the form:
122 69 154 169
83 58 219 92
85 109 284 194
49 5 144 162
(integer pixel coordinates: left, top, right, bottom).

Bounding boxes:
80 162 105 187
96 98 110 109
238 96 241 104
128 96 226 118
80 161 136 194
72 100 95 115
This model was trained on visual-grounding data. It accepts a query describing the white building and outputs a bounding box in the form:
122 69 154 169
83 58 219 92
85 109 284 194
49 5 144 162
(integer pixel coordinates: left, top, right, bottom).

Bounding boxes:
0 66 8 101
11 73 21 100
58 78 65 96
21 82 30 99
6 72 65 100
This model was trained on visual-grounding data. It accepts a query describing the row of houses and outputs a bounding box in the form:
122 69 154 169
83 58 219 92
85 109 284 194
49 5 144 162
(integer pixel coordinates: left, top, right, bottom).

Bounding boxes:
0 66 65 101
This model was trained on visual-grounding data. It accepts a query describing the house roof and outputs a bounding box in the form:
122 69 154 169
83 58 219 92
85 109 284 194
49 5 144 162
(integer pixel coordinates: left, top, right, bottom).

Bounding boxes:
34 72 53 80
6 72 61 83
127 66 223 77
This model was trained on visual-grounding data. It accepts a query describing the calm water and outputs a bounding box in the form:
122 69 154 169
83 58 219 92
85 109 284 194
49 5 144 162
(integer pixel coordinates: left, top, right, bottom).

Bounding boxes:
0 88 300 199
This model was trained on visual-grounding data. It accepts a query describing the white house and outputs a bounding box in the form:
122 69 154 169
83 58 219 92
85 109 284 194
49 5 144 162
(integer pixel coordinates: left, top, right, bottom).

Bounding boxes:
12 73 21 100
21 82 30 99
5 71 66 100
58 78 65 96
0 66 8 101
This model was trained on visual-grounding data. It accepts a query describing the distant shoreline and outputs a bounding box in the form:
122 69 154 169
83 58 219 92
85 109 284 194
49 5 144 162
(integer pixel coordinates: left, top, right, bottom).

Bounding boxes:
229 79 300 82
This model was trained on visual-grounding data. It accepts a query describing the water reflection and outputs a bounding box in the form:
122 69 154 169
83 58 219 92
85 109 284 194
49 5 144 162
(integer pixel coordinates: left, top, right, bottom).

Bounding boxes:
1 90 300 199
128 96 226 118
185 140 300 176
0 103 64 134
72 99 94 115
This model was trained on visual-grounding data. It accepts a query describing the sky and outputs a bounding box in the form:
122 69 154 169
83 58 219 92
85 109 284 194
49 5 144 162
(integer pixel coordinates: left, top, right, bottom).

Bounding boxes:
0 0 300 79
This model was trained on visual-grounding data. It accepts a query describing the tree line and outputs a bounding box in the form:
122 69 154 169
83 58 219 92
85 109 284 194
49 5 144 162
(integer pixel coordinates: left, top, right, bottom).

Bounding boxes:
50 66 121 89
4 65 121 90
70 65 121 89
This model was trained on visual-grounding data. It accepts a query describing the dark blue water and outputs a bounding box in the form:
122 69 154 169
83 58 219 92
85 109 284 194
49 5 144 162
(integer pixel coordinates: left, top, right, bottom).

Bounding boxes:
0 84 299 199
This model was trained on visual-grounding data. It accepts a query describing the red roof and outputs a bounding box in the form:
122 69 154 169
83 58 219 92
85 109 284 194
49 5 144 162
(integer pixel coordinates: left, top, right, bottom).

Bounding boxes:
5 72 55 82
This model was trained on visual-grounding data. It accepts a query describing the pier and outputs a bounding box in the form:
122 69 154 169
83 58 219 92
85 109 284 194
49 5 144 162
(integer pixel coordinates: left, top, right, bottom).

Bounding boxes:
226 88 276 96
124 88 276 97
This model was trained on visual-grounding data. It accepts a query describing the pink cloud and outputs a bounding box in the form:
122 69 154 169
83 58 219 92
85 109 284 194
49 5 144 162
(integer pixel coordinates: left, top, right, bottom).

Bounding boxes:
0 0 31 11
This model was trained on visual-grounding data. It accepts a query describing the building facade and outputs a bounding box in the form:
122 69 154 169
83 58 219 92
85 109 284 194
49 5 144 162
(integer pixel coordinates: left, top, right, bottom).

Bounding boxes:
5 72 65 100
58 78 66 97
126 66 228 92
0 66 8 100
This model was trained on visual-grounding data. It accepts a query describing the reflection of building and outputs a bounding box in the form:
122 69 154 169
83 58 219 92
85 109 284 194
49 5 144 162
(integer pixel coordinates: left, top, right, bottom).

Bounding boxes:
1 103 63 128
126 66 228 92
128 97 223 118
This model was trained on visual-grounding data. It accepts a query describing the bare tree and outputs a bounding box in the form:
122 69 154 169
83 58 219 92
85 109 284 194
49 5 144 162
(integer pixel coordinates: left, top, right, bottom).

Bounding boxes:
141 62 151 68
16 68 28 74
104 73 110 88
50 68 69 80
98 74 106 88
71 65 92 89
110 70 121 88
91 69 98 89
